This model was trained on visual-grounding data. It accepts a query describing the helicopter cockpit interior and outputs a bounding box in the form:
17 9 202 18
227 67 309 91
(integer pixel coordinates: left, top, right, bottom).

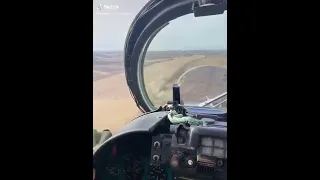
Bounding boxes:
93 0 227 180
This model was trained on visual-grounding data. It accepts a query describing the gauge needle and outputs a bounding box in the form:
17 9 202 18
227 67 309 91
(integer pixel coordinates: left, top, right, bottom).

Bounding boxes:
93 168 96 180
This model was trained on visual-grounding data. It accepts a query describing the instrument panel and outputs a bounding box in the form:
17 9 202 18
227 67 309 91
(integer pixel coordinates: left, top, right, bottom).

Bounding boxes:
94 133 152 180
93 118 227 180
149 133 227 180
199 136 227 158
102 154 148 180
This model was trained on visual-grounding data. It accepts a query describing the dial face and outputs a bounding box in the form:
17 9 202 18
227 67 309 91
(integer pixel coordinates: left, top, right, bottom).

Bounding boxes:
213 148 224 158
199 137 227 158
201 137 214 146
123 155 145 179
214 139 224 148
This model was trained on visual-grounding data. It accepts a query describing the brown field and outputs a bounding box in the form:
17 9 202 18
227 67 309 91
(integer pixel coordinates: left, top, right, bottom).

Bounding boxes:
93 72 140 133
144 54 227 107
93 52 227 133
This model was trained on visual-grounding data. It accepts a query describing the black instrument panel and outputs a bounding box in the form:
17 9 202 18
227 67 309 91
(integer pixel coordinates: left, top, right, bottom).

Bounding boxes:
94 133 152 180
149 123 227 180
93 114 227 180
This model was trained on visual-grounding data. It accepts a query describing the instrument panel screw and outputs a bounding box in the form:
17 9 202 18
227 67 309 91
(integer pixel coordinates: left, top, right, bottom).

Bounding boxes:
187 159 193 166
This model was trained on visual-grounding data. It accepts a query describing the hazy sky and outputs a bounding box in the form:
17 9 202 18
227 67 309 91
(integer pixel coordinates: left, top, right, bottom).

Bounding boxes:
93 0 227 51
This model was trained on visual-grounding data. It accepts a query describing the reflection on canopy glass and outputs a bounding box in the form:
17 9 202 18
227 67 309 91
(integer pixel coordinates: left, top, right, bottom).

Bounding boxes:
143 12 227 109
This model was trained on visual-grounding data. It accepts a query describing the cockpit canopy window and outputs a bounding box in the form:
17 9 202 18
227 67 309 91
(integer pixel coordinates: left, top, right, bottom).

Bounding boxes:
142 11 227 109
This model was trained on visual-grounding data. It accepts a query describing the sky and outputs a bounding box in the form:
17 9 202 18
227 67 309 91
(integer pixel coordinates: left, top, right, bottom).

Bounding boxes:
93 0 227 51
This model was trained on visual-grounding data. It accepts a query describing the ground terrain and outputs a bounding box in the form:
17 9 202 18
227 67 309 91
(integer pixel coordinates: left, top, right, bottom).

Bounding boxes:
93 50 227 133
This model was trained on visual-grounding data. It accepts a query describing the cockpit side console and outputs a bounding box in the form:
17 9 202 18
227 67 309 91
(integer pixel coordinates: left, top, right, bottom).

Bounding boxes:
150 122 227 180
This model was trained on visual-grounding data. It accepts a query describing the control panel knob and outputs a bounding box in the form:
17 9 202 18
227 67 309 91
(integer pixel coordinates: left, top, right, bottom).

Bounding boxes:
153 141 160 148
170 154 181 168
217 159 223 166
153 155 160 163
187 159 194 166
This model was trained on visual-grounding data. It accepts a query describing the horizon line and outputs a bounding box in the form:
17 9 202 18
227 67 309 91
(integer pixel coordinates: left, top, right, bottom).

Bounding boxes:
93 49 227 52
